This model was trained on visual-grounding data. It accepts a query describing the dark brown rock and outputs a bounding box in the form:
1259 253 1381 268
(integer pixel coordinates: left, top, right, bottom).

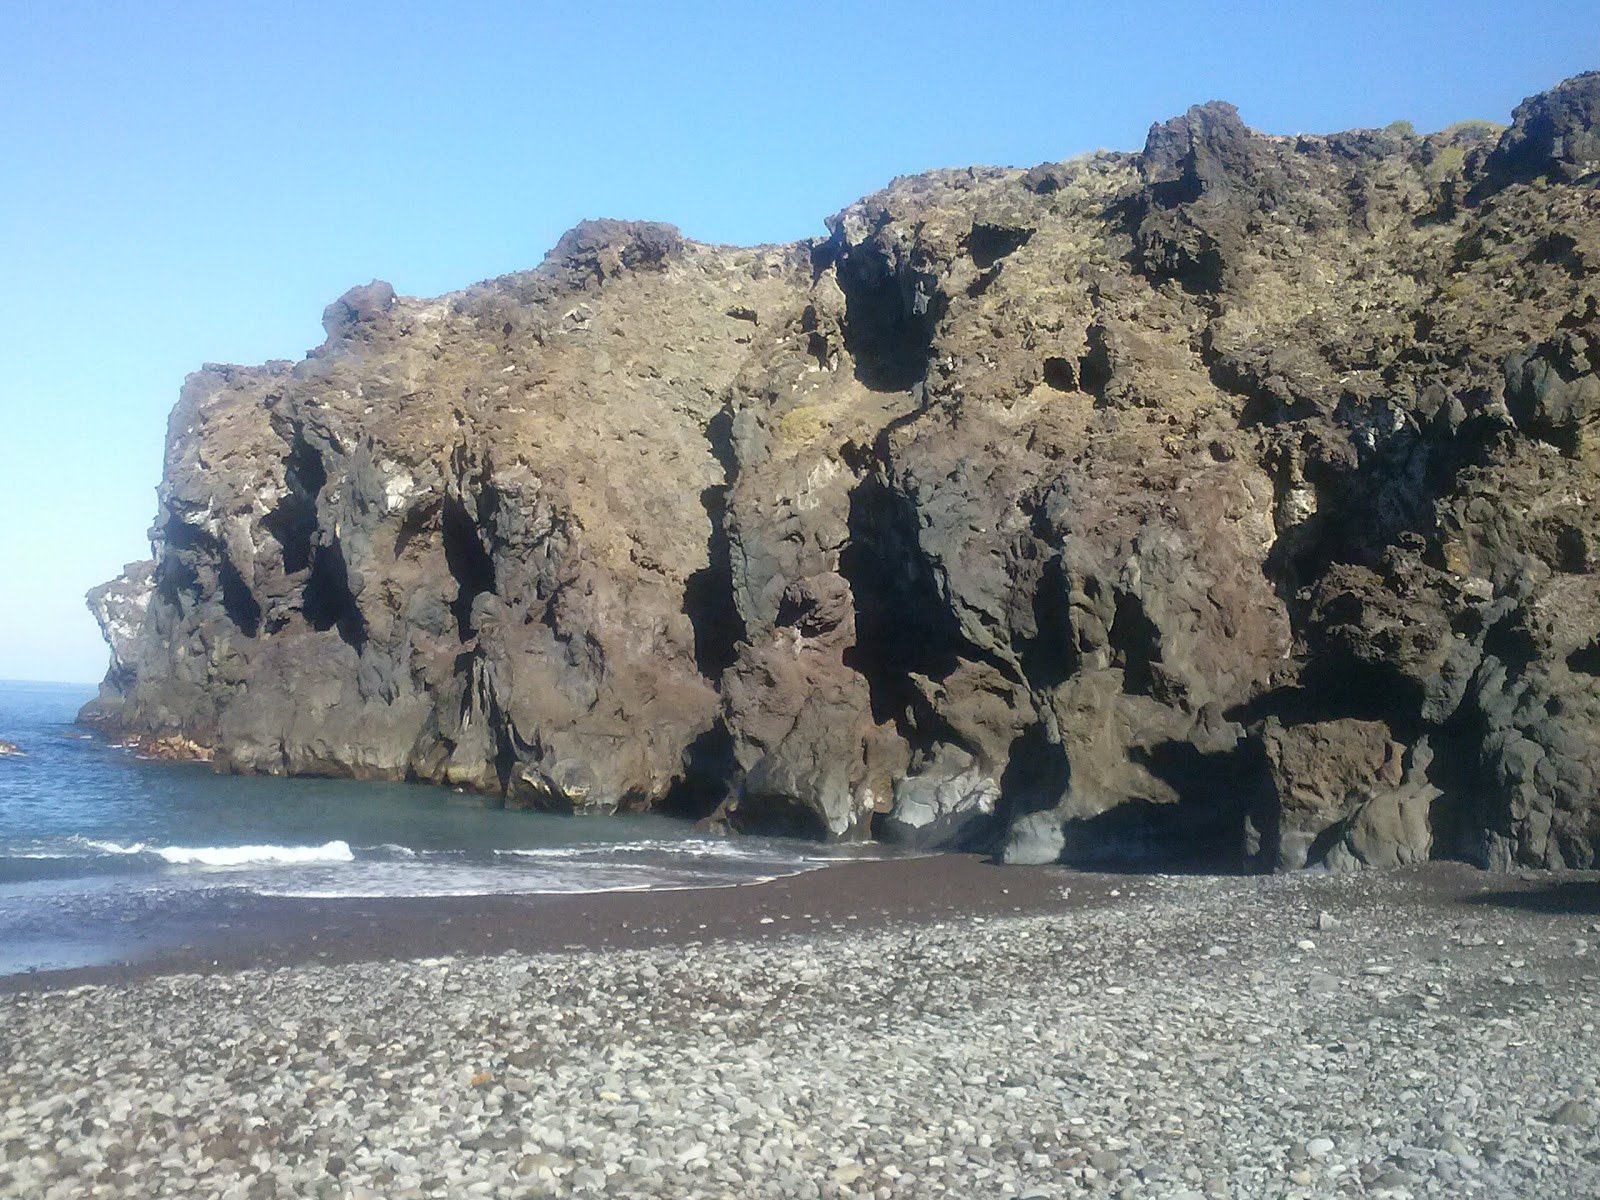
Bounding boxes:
1485 70 1600 185
84 74 1600 871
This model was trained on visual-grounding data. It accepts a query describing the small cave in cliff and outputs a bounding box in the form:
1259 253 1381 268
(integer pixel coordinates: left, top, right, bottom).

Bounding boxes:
841 476 966 737
834 247 942 393
153 543 200 608
443 497 497 640
262 431 326 575
1425 713 1499 864
1482 617 1539 685
1041 357 1077 392
658 723 737 821
996 723 1071 826
1555 522 1592 574
303 537 368 651
964 222 1034 270
727 792 831 842
1077 327 1114 401
682 484 745 679
1231 664 1424 736
1134 739 1269 872
1146 164 1205 211
1021 556 1079 688
1568 639 1600 676
1128 210 1228 296
1040 738 1266 874
393 500 440 560
1109 591 1160 696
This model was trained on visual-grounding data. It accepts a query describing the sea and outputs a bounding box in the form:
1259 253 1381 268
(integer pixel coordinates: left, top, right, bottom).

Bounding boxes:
0 679 861 976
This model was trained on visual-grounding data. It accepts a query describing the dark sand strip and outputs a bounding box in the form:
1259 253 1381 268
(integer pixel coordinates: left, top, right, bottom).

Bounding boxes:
2 854 1113 993
5 855 1591 995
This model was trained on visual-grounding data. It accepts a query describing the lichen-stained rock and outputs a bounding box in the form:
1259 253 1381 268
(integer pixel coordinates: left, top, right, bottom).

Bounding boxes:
881 743 1002 851
1504 329 1600 452
86 224 813 810
86 74 1600 869
80 560 154 719
1467 579 1600 870
1258 719 1437 871
1484 70 1600 186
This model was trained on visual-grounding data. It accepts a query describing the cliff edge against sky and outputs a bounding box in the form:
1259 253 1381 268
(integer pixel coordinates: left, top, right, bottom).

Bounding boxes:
84 73 1600 871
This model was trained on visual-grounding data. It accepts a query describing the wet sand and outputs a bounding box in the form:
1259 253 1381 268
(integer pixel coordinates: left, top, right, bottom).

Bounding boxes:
1 854 1112 993
5 853 1593 996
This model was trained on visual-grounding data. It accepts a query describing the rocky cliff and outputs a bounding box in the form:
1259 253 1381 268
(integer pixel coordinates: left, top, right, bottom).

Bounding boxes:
85 74 1600 871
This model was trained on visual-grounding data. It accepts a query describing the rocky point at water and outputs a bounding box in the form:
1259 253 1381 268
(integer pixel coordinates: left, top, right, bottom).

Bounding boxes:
82 74 1600 872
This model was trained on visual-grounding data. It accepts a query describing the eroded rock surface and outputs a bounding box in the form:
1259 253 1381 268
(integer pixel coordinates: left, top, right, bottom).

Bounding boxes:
86 74 1600 869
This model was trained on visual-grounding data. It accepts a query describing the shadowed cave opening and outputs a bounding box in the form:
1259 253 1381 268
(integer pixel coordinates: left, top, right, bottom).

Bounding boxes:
1045 738 1266 875
965 222 1033 270
1148 167 1205 211
218 556 262 638
1020 555 1080 689
393 500 440 560
840 476 967 738
729 791 831 842
303 537 367 651
1077 327 1113 400
1427 711 1504 866
159 516 261 637
1568 639 1600 676
443 496 497 641
682 484 745 679
1555 523 1591 573
1109 590 1160 696
261 430 327 575
1041 357 1077 392
1229 663 1426 738
682 408 745 680
995 722 1072 830
657 722 737 822
833 246 943 393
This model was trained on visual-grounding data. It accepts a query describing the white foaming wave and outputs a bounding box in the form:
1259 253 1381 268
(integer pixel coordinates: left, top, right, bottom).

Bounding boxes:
156 841 355 866
493 838 831 864
492 838 915 870
366 843 419 858
73 838 147 856
73 838 355 867
252 861 812 900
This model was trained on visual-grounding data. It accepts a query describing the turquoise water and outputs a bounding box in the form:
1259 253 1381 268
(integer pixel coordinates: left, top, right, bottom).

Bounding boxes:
0 680 845 974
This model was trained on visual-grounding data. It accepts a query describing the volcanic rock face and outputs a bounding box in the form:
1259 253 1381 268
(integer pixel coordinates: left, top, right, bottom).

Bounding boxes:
86 74 1600 869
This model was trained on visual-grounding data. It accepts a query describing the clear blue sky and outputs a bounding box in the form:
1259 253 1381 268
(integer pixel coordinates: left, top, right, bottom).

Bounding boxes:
2 1 1595 684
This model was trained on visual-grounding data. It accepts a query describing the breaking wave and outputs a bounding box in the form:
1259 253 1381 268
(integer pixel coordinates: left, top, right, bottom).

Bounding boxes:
75 838 356 866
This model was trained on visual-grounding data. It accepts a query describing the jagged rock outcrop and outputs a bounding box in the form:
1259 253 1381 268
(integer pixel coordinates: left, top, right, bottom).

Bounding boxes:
85 73 1600 870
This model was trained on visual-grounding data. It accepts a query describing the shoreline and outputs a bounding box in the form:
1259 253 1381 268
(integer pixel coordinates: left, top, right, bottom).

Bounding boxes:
6 855 1595 996
1 853 1114 994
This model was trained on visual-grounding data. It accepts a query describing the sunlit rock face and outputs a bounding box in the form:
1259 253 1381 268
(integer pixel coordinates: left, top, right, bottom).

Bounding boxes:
87 74 1600 870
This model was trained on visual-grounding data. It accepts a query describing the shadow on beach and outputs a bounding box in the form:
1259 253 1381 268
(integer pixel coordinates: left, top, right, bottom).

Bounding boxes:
1461 879 1600 916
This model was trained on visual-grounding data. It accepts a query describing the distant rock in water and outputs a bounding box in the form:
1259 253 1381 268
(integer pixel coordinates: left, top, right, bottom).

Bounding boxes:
84 73 1600 871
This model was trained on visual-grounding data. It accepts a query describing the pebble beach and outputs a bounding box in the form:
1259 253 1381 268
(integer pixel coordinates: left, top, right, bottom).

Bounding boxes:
3 861 1598 1199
